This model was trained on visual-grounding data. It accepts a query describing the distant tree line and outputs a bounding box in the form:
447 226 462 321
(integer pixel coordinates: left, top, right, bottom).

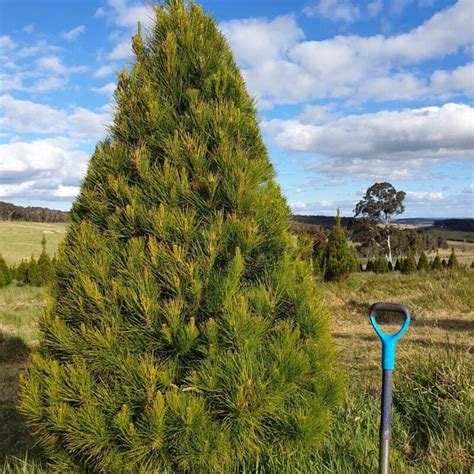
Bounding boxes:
433 219 474 233
291 219 448 261
0 201 68 223
292 214 353 229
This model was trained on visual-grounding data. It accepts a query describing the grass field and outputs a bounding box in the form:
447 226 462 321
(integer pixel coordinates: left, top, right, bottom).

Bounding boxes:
0 221 66 264
428 228 474 244
429 239 474 265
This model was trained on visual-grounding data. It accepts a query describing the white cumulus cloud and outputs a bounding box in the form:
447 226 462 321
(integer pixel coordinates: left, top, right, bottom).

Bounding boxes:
0 94 111 138
36 56 87 75
221 0 474 107
92 82 116 98
93 63 117 78
60 25 85 41
264 103 474 179
406 191 444 202
0 94 67 134
304 0 360 23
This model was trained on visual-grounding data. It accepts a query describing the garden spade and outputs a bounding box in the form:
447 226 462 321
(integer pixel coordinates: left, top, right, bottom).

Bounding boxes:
369 302 411 474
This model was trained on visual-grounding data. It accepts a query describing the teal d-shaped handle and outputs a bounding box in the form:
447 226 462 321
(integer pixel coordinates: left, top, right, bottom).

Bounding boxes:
370 302 411 370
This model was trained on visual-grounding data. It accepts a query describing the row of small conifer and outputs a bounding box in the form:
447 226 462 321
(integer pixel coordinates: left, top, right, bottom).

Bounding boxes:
313 212 464 282
0 236 56 288
365 248 460 274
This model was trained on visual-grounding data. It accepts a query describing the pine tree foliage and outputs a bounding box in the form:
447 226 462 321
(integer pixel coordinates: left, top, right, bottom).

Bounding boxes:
447 247 459 270
402 248 417 274
321 210 356 281
28 236 56 287
19 2 342 471
417 251 430 272
431 253 443 271
15 260 30 284
0 255 12 287
373 257 389 274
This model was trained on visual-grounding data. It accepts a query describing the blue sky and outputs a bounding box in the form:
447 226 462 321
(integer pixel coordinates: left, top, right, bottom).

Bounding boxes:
0 0 473 217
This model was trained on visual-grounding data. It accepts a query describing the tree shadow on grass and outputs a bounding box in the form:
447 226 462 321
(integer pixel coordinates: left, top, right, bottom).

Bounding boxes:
344 299 407 325
344 300 474 332
409 318 474 331
0 333 30 364
0 332 43 465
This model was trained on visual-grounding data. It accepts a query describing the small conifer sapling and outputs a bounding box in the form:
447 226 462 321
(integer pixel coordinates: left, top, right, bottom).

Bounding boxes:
417 251 430 272
321 210 356 281
447 247 459 269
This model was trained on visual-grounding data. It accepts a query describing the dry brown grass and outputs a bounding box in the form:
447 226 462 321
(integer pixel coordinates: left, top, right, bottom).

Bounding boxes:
427 239 474 265
322 269 473 384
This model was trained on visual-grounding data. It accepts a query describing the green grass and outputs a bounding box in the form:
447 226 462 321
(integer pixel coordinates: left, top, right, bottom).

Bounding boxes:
0 285 45 344
0 285 45 469
0 221 66 265
1 269 473 472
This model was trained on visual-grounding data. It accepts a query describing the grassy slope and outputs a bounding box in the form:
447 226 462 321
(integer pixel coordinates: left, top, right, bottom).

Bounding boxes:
0 221 66 265
428 239 474 265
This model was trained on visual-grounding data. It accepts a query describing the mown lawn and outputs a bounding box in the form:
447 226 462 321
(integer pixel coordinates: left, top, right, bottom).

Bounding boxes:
1 269 472 472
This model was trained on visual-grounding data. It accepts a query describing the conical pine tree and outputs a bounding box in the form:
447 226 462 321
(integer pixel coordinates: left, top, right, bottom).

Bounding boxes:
447 247 459 269
28 236 56 287
402 248 417 274
431 253 443 270
19 2 342 472
417 251 430 272
321 210 356 281
0 255 12 287
373 256 389 274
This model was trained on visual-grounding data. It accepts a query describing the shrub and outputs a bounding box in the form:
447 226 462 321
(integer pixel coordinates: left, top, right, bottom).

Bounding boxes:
29 241 55 287
394 258 401 271
431 253 443 271
321 210 356 281
0 255 12 287
366 259 374 272
19 2 343 471
447 247 459 270
417 251 430 272
373 256 389 274
15 260 30 283
401 248 417 274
